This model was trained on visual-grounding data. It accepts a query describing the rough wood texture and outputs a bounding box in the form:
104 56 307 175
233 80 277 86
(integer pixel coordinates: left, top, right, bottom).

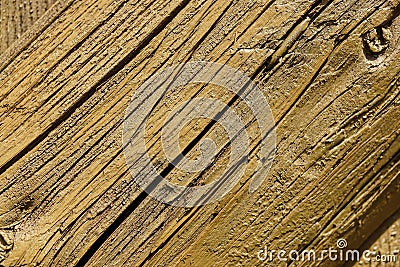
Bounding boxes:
352 209 400 266
0 0 399 266
0 0 57 53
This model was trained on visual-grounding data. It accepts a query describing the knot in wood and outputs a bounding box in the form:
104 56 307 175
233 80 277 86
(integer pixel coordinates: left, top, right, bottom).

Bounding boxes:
363 26 392 57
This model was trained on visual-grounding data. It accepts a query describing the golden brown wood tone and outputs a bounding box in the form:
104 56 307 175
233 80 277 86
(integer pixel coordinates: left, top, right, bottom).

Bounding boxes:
0 0 399 266
351 210 400 267
0 0 57 53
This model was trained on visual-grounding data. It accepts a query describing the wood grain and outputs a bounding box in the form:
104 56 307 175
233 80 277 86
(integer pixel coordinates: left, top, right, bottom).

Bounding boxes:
0 0 57 53
0 0 399 266
352 209 400 267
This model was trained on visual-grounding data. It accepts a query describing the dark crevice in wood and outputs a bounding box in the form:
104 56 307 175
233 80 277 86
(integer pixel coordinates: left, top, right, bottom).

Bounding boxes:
0 1 75 73
66 1 193 265
291 148 400 267
0 0 191 180
344 208 400 267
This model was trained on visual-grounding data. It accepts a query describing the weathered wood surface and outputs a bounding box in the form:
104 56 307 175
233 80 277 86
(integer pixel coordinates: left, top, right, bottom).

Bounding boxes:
0 0 57 53
353 210 400 266
0 0 399 266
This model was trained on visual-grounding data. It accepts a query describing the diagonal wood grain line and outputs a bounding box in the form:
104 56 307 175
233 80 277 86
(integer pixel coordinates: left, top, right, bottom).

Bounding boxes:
0 0 399 266
0 0 75 72
0 0 312 264
0 0 58 53
135 1 400 266
89 2 398 267
0 0 190 177
349 207 400 267
71 1 336 265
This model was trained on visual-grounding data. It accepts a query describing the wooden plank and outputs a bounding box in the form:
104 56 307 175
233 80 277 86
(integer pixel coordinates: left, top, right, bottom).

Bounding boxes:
0 0 399 266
